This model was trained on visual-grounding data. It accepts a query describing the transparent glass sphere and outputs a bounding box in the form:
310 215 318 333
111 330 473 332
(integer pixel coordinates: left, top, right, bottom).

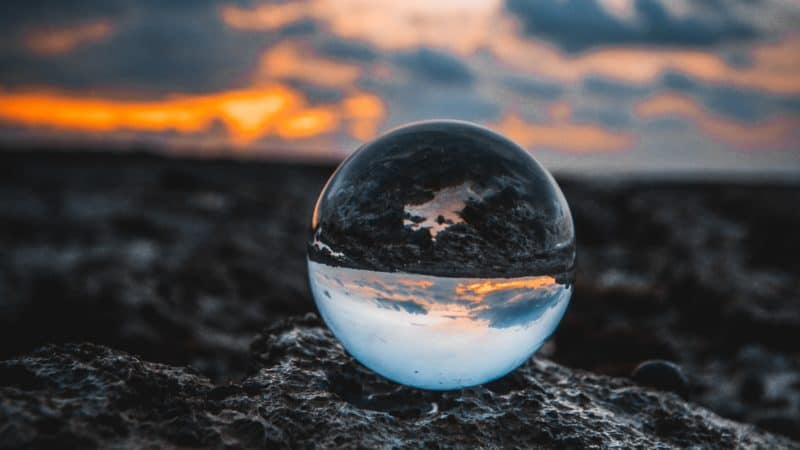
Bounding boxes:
308 120 575 390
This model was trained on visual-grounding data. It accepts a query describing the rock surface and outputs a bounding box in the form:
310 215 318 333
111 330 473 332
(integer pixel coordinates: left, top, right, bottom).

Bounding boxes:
1 316 796 449
1 150 799 446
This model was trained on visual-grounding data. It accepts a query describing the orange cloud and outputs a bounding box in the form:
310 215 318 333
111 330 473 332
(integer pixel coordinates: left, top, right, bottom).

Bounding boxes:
488 111 634 154
602 0 637 22
456 277 556 297
24 20 114 56
341 94 384 140
223 0 503 55
222 2 800 95
221 2 307 31
635 94 799 149
0 86 384 145
258 41 362 88
492 29 800 95
547 101 572 123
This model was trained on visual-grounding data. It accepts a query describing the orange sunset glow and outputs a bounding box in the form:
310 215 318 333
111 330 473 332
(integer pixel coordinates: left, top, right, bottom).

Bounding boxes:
334 270 560 317
308 261 570 339
0 87 383 145
456 277 558 297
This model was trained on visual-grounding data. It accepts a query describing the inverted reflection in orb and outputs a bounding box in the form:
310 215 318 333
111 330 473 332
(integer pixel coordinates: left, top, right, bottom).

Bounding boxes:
308 260 571 389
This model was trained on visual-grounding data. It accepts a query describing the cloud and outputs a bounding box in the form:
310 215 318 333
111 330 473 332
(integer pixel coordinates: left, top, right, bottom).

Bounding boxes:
635 93 799 149
367 76 498 125
703 86 797 122
492 30 800 95
0 0 798 173
394 48 474 85
23 20 115 56
0 0 123 34
0 1 273 94
656 72 800 122
221 1 309 31
582 76 651 99
340 94 384 141
472 291 555 328
451 278 567 328
374 297 428 315
0 2 387 148
317 38 379 62
257 41 363 89
310 261 572 330
223 0 504 55
572 108 632 131
488 110 635 154
506 0 757 53
501 75 564 100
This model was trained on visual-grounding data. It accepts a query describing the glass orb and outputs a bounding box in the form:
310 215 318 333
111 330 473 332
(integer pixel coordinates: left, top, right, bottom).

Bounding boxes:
308 120 575 390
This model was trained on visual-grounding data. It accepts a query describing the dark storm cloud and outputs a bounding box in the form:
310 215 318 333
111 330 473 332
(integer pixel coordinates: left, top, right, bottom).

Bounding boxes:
656 72 800 122
394 48 474 85
0 0 125 33
582 76 651 99
573 108 632 130
502 75 564 100
374 297 428 315
659 71 698 92
704 87 783 122
0 0 252 38
696 86 800 123
505 0 757 52
318 38 378 62
285 80 344 103
471 288 563 329
0 0 302 93
779 98 800 114
362 76 498 125
723 50 753 69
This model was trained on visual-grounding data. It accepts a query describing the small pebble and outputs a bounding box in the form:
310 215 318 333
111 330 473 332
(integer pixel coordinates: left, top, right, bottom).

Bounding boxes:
631 360 689 398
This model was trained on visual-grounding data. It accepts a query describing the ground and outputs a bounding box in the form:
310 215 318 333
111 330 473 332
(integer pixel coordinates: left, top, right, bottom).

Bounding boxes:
0 150 798 448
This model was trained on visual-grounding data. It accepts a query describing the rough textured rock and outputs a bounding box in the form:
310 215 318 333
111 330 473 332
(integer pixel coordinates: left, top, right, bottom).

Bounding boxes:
1 150 799 444
1 316 796 449
0 151 329 381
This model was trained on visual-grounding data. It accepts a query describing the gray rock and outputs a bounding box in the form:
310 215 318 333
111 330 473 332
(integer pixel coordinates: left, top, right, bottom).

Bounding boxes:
1 315 796 449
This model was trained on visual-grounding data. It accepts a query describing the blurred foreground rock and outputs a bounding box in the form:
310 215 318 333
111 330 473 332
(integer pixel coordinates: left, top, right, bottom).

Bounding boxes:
0 150 799 445
1 316 796 449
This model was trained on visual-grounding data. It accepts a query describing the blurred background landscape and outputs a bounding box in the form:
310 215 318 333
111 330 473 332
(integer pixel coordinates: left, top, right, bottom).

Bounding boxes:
0 0 797 174
1 0 799 447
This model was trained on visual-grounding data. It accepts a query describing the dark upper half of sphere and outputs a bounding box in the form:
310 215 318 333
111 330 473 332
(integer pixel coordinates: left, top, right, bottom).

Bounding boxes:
309 120 575 278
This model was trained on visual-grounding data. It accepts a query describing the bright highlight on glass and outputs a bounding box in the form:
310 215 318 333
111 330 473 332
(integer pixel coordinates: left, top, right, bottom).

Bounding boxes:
308 120 576 390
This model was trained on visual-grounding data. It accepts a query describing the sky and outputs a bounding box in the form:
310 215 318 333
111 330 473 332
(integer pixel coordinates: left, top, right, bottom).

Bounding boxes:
0 0 798 174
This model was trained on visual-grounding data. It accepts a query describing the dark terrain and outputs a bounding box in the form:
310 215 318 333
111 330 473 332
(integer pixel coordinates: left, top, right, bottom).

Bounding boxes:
0 150 798 448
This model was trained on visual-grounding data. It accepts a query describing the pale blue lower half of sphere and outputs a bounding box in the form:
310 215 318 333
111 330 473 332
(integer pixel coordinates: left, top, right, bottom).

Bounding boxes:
308 260 572 390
